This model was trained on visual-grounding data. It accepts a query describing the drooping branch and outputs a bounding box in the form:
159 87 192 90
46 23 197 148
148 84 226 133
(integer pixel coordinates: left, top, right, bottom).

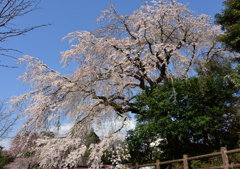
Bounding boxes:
0 100 18 141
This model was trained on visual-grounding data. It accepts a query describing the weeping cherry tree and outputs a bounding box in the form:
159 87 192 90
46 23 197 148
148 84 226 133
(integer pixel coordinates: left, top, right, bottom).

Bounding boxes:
8 0 239 168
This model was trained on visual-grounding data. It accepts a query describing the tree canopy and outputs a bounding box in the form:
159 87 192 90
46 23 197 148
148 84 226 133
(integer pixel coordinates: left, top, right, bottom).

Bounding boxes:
215 0 240 52
7 0 239 168
126 65 240 164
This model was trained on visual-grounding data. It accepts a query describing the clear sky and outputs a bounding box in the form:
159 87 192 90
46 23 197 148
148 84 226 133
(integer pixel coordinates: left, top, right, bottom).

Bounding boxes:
0 0 225 149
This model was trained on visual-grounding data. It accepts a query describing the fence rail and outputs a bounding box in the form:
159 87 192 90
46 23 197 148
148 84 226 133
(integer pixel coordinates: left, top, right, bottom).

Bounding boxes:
126 147 240 169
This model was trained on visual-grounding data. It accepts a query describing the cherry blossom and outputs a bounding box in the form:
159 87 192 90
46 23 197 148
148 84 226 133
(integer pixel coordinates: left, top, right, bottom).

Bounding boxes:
8 0 239 168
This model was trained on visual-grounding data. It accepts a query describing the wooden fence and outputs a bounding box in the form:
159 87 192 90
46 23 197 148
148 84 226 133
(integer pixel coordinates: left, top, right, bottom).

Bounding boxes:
126 147 240 169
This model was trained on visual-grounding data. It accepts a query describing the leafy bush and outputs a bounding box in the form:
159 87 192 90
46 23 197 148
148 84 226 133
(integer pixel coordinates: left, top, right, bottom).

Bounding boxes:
0 152 15 168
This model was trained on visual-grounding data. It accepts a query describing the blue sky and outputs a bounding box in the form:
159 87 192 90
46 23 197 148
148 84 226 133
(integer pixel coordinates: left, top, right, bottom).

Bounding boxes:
0 0 225 149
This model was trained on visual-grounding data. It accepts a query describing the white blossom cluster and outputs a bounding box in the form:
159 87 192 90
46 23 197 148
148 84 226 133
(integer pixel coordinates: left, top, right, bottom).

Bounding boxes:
88 133 130 168
33 137 86 168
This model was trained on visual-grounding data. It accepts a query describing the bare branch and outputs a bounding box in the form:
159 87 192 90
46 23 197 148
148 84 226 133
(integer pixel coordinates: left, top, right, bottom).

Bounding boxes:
0 100 18 141
0 0 50 68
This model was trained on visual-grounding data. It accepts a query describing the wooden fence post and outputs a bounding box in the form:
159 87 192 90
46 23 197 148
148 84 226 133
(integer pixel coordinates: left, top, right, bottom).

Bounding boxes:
135 162 139 169
156 159 160 169
183 154 189 169
221 147 229 169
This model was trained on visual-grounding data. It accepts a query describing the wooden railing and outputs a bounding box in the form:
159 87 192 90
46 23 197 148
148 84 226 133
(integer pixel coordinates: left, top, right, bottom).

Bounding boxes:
126 147 240 169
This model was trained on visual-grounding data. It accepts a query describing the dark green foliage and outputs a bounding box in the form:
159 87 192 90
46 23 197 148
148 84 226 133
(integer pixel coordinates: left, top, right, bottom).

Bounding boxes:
83 128 100 157
215 0 240 52
125 127 161 165
84 128 100 148
24 152 34 158
126 73 240 164
101 150 111 165
214 0 240 89
229 64 240 88
40 131 55 138
195 57 233 77
0 151 15 168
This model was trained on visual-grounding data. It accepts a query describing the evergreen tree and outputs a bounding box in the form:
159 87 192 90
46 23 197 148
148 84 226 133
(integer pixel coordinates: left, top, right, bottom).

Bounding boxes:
126 70 240 164
83 128 100 157
215 0 240 52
